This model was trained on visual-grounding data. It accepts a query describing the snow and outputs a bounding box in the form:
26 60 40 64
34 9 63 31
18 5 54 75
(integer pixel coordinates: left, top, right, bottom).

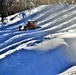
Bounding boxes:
17 38 68 51
0 4 76 75
59 66 76 75
58 32 76 38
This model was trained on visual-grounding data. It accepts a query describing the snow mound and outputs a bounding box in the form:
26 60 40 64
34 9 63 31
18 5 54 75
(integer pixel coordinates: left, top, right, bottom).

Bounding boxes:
24 38 68 51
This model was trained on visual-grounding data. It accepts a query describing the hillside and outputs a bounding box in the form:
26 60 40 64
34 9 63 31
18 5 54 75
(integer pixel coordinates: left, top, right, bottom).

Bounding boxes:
0 4 76 75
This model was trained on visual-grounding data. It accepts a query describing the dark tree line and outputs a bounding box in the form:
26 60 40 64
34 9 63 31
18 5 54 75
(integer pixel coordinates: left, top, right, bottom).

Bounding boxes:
0 0 4 23
0 0 8 23
0 0 76 24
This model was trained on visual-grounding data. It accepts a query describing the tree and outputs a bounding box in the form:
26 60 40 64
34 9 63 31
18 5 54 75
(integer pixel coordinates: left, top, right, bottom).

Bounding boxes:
0 0 5 23
0 0 8 24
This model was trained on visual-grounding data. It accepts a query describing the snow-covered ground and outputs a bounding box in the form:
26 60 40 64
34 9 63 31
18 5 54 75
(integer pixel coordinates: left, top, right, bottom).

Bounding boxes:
0 4 76 75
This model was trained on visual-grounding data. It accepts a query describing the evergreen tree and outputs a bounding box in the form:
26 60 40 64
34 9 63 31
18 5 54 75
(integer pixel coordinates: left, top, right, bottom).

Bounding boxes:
0 0 5 23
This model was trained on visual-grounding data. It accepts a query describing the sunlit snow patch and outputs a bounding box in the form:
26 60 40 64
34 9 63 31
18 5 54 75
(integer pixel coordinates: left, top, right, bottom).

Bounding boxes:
58 32 76 38
59 66 76 75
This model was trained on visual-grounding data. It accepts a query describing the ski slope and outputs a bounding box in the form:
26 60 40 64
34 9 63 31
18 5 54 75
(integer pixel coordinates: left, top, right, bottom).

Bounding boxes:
0 4 76 75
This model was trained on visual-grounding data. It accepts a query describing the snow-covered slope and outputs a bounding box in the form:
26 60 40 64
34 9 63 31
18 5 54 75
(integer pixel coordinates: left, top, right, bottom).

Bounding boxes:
0 4 76 75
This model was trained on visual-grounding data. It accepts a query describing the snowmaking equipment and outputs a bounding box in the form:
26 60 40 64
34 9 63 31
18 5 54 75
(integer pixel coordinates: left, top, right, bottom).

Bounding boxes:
19 20 41 31
19 1 41 31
